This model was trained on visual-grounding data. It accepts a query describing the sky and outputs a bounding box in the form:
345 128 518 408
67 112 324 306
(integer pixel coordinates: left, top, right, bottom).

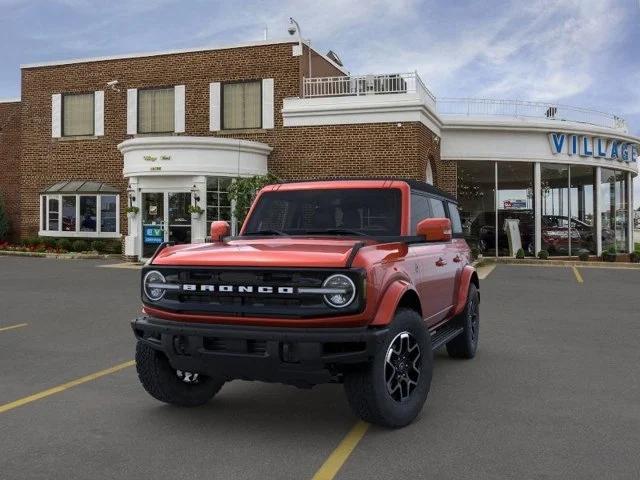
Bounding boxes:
0 0 639 206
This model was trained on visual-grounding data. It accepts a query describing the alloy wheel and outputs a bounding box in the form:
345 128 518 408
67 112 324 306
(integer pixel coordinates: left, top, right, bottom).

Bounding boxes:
384 332 421 403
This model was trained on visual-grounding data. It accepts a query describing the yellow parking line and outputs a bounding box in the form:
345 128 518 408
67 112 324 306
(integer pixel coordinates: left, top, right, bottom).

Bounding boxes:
0 360 135 414
0 323 28 333
311 421 370 480
572 266 584 284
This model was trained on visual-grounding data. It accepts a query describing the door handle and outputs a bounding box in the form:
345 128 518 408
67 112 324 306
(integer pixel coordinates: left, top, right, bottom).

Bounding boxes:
436 257 447 267
453 255 462 263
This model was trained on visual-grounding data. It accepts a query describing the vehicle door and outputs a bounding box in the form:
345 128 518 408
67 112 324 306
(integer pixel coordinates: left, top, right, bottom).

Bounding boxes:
409 193 451 326
446 201 467 295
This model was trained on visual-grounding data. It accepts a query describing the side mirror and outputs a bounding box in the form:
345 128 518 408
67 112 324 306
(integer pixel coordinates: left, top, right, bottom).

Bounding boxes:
416 218 452 242
209 221 230 242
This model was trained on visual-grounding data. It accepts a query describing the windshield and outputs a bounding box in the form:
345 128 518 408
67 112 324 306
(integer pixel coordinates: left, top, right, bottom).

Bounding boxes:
243 188 402 236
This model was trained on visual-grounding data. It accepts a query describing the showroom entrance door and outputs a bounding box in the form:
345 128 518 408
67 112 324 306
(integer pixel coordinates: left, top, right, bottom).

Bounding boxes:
141 192 192 258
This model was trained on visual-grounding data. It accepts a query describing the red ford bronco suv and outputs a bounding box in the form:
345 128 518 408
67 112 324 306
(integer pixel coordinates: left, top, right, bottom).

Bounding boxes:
132 179 480 428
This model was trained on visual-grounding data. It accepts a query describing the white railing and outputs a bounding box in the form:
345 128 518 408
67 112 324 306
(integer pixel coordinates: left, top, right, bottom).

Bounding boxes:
302 72 436 104
436 97 628 132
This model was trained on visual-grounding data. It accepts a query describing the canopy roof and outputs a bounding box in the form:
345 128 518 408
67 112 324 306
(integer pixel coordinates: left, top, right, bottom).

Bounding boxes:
41 180 119 194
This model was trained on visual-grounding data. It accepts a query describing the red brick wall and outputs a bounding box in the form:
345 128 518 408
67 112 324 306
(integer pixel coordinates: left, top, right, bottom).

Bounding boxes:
16 41 445 240
0 101 21 240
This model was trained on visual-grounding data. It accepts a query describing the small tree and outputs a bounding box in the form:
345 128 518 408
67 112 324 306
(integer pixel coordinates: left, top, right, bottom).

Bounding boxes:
0 194 10 241
227 174 280 226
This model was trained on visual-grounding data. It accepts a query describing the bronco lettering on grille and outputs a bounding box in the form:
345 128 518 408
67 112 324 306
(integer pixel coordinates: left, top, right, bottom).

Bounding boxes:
181 284 296 294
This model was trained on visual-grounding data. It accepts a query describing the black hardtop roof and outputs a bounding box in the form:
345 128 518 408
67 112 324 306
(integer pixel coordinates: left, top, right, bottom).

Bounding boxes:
278 178 457 203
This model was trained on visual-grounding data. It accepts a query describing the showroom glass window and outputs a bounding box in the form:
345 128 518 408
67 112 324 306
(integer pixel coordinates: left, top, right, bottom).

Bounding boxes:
497 162 535 256
206 177 233 232
569 165 596 255
40 194 119 237
541 164 569 255
601 168 628 253
222 81 261 130
138 88 175 133
457 161 496 256
62 93 94 136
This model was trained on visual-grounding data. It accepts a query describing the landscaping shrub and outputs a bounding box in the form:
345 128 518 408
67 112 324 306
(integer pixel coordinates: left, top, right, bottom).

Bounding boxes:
578 251 590 262
104 240 122 254
602 246 617 262
537 250 549 260
56 238 72 251
71 239 88 252
0 194 9 241
630 252 640 263
470 247 480 260
21 236 40 247
90 240 106 253
40 237 58 249
515 248 525 259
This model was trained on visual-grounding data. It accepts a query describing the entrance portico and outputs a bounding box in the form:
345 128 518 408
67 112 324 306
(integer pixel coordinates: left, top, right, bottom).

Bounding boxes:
119 136 271 259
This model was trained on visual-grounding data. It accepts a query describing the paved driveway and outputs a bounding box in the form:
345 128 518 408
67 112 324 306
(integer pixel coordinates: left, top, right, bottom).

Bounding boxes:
1 257 639 479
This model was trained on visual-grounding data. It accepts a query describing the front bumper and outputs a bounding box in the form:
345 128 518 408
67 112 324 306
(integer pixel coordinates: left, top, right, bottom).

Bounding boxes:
132 316 388 387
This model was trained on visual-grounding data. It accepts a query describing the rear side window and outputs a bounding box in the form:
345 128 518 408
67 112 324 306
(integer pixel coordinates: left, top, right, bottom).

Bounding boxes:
410 193 431 234
429 198 446 218
447 202 463 234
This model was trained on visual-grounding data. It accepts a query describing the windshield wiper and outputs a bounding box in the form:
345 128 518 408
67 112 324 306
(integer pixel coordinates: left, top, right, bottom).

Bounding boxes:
304 228 367 236
246 229 288 236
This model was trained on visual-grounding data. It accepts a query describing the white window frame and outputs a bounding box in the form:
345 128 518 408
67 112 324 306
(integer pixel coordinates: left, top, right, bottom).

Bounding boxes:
39 194 120 238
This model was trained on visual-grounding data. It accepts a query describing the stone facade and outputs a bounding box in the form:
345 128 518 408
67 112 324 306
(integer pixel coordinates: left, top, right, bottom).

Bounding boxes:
8 40 446 241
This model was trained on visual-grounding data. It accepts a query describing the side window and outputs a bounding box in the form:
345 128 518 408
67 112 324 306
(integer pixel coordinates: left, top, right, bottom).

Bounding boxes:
410 193 431 234
447 202 463 235
429 198 446 218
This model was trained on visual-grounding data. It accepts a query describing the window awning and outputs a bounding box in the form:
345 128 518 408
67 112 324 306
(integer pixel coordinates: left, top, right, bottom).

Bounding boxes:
41 181 120 194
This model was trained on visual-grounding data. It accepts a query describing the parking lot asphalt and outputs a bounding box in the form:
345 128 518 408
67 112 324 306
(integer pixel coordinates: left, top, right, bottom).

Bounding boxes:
1 257 639 479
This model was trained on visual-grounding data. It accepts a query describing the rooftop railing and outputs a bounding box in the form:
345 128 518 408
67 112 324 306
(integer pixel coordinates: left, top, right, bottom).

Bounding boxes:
436 97 628 131
301 74 627 132
302 72 436 105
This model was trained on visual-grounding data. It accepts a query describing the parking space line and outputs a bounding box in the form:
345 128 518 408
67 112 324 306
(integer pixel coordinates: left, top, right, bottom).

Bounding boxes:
311 420 369 480
572 266 584 284
477 264 496 279
0 360 135 414
0 323 28 333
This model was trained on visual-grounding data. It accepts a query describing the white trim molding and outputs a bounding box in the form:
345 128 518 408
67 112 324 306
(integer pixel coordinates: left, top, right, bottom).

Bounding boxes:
282 94 442 135
262 78 274 129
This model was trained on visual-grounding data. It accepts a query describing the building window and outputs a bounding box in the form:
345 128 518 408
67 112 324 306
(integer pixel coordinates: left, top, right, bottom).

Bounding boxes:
457 161 496 256
62 93 94 136
40 194 119 237
497 162 535 256
600 168 629 253
206 177 233 232
222 81 261 130
138 88 175 133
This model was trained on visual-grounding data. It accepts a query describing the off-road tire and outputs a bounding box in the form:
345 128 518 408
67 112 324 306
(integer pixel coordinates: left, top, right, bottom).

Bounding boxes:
135 341 224 407
344 309 433 428
446 283 480 359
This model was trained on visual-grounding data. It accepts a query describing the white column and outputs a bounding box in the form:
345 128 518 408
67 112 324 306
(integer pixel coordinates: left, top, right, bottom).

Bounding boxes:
124 177 139 258
628 171 634 253
595 167 602 256
191 176 207 244
534 162 541 255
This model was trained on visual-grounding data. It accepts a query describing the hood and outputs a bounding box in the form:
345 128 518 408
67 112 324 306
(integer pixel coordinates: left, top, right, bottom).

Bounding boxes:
151 238 368 268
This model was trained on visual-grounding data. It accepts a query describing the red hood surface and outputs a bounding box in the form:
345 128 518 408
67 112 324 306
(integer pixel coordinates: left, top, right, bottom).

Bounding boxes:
151 238 368 268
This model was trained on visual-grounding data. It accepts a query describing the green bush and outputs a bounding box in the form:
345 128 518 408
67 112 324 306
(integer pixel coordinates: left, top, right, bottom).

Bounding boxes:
56 238 72 251
90 240 106 253
71 239 88 252
40 237 58 249
629 252 640 263
104 240 122 254
21 236 40 247
537 250 549 260
227 173 280 225
0 194 9 241
515 248 525 259
577 251 590 262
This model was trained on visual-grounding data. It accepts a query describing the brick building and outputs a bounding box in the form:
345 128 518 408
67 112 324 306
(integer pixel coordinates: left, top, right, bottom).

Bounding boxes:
0 37 637 259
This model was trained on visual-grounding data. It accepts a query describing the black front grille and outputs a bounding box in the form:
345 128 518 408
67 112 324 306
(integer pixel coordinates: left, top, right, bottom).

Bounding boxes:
143 267 365 319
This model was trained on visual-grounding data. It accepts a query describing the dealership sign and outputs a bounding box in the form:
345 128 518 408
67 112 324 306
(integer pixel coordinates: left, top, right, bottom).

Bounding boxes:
548 133 638 163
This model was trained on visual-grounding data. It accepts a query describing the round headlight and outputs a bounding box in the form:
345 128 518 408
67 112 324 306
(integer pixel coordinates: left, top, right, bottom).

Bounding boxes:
143 270 167 301
322 274 356 308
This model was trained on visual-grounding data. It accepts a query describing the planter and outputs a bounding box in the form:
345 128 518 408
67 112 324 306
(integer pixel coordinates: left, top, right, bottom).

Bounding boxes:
127 212 138 220
191 212 202 220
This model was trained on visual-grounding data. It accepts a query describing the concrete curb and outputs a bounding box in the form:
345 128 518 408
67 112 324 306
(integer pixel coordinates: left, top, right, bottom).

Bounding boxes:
489 257 640 269
0 250 122 260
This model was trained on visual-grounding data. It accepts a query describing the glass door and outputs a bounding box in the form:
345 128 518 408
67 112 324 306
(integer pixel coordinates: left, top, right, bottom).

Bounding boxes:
167 192 191 245
141 192 165 258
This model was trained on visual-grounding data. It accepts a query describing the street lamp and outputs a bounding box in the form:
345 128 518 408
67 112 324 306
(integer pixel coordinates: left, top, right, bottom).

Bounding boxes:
191 184 200 204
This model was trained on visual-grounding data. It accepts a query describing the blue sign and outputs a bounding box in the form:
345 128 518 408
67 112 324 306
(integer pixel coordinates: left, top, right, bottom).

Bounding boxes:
144 226 164 244
548 132 638 163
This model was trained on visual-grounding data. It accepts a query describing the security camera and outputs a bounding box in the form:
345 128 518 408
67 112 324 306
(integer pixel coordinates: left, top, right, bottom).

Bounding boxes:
287 25 297 36
106 80 120 92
